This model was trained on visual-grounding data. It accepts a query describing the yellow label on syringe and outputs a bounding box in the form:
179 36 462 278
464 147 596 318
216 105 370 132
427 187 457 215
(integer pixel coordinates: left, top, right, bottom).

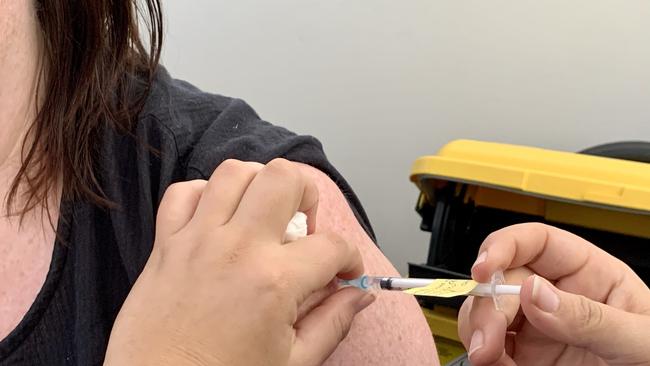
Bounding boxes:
403 279 478 298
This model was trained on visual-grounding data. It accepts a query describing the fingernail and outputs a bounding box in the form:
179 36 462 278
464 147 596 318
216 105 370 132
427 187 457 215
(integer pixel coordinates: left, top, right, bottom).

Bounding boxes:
532 275 560 313
468 329 484 357
472 251 488 270
355 292 376 312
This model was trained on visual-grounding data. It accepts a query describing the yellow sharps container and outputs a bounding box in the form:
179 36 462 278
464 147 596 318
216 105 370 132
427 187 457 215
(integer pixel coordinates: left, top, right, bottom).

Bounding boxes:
409 140 650 364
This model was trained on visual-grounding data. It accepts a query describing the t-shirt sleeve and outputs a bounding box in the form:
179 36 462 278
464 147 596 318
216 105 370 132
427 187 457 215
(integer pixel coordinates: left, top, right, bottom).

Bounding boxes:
183 98 376 242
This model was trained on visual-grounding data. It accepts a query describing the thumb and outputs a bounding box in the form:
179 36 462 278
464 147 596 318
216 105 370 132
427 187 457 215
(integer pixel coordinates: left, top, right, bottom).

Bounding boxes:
520 275 650 364
290 287 375 366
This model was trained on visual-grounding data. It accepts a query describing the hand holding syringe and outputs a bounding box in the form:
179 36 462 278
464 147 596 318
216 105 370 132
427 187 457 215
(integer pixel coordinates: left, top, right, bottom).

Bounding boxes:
338 271 520 310
285 212 520 310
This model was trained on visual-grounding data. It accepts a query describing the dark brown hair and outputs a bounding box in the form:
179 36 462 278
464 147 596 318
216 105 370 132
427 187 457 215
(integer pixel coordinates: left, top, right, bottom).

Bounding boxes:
7 0 163 218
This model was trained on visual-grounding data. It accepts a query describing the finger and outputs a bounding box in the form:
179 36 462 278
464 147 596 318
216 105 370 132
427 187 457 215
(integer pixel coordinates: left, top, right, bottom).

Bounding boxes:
458 268 530 345
459 299 517 366
466 296 509 365
458 296 475 349
471 223 632 291
156 180 207 238
458 296 475 348
230 158 319 242
459 296 510 354
520 275 650 364
295 280 338 323
290 287 375 366
283 232 364 300
192 160 263 227
459 267 530 365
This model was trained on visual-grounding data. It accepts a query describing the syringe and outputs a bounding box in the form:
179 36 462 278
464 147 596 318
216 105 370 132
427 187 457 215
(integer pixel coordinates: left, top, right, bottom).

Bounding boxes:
282 213 520 309
338 271 520 310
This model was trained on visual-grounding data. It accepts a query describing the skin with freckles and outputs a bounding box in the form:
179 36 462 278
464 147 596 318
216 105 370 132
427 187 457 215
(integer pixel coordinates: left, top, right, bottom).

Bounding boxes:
0 0 42 165
0 0 56 341
296 164 437 366
458 223 650 366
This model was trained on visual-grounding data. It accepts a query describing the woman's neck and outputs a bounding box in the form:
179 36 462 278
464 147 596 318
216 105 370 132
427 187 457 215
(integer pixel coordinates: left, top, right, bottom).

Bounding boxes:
0 1 43 172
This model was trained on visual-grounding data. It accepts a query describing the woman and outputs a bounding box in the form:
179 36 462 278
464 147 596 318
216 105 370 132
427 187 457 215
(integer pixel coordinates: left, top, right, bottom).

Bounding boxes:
0 0 435 365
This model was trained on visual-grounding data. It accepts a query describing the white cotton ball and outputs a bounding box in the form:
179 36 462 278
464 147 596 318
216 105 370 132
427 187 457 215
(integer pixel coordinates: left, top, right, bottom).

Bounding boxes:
284 212 308 243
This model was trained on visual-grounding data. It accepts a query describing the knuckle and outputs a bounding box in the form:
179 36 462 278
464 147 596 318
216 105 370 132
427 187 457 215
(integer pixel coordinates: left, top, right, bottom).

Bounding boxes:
158 181 206 226
241 161 264 173
224 159 266 180
267 157 292 170
220 158 243 170
266 158 300 180
227 161 264 179
214 159 246 177
163 181 188 198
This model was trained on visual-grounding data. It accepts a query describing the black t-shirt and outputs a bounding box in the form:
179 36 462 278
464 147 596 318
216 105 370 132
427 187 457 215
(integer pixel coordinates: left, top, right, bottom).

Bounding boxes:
0 68 374 365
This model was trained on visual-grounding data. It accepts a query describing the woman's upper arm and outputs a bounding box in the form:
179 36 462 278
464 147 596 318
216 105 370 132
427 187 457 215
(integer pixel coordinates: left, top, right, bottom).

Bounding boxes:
296 163 439 366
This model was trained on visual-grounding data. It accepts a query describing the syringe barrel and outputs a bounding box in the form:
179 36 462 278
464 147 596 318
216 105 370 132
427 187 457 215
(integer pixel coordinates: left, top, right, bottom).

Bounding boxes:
469 284 521 297
383 277 433 290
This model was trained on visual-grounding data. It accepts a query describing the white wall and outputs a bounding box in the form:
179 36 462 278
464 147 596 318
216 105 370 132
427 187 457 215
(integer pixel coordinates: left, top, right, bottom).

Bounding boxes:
162 0 650 274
